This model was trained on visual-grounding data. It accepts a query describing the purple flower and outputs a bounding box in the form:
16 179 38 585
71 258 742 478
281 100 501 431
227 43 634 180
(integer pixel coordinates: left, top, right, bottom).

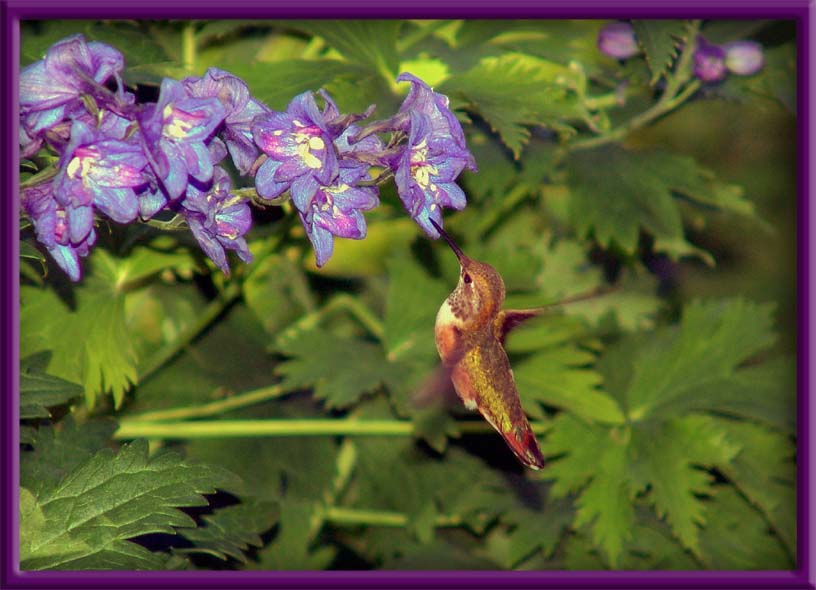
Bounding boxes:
598 22 640 59
183 67 270 175
395 73 475 167
724 41 765 76
252 91 339 205
52 120 147 241
393 111 472 238
296 166 379 267
179 167 253 274
693 38 728 83
137 78 227 200
21 183 96 281
19 34 132 139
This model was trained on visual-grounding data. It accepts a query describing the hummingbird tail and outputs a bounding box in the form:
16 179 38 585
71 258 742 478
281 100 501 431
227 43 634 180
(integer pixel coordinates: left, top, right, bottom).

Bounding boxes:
504 425 546 470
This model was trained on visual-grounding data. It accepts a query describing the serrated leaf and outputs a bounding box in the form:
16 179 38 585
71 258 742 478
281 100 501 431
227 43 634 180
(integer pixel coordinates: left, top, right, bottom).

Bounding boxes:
179 500 279 563
21 418 118 496
441 53 581 158
499 489 574 567
571 429 633 568
20 439 238 570
567 145 746 260
629 416 740 555
20 362 83 419
631 20 689 85
21 249 141 408
512 343 623 424
698 487 792 569
624 298 777 421
275 329 409 409
715 419 796 556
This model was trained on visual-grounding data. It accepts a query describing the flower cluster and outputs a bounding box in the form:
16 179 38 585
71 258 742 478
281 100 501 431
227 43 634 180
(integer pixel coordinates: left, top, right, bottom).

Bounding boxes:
20 35 477 279
596 22 765 83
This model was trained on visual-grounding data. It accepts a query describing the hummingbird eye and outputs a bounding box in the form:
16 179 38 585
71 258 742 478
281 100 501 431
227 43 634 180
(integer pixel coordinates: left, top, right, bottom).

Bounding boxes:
463 273 472 284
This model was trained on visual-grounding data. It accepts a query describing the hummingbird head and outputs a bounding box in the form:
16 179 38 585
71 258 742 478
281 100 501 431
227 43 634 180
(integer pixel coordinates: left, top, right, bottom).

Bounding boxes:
430 219 505 329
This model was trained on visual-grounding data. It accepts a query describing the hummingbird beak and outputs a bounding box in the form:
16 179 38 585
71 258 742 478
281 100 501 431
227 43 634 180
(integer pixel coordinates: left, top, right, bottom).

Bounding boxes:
429 219 466 263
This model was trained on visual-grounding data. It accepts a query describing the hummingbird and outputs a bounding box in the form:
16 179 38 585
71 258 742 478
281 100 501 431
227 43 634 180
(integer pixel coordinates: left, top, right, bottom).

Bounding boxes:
429 219 609 470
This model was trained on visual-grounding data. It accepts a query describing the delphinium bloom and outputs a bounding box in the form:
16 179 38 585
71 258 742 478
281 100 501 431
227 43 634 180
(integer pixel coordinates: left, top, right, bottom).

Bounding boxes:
390 73 477 238
723 41 765 75
21 183 97 281
693 38 728 83
178 167 253 274
183 67 270 175
298 164 379 267
137 78 227 201
597 22 640 59
19 35 132 146
252 91 339 205
52 119 148 243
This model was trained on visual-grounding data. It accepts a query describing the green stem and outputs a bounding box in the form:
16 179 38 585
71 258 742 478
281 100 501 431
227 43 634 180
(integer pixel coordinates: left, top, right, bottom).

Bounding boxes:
136 280 242 385
182 22 196 74
563 20 703 156
277 293 385 345
325 506 462 528
114 418 551 439
127 384 290 421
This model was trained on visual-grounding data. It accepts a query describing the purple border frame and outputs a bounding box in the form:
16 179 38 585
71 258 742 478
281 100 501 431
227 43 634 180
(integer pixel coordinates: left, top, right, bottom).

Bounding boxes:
2 2 813 589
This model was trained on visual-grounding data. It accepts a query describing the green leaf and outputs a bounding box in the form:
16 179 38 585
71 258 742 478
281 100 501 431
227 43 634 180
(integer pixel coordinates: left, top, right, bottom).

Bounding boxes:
629 416 740 555
232 59 365 110
698 487 792 569
383 253 449 365
244 253 316 335
20 360 83 419
715 419 796 556
21 418 118 496
21 249 141 408
179 500 279 563
512 342 623 424
571 427 633 568
631 20 689 85
441 53 581 158
623 298 777 421
291 20 402 81
254 498 336 569
567 146 737 261
499 489 574 567
274 329 408 409
20 439 238 570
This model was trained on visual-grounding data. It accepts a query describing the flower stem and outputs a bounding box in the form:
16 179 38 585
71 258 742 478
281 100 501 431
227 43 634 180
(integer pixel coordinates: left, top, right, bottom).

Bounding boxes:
114 418 551 439
324 506 462 528
126 384 290 421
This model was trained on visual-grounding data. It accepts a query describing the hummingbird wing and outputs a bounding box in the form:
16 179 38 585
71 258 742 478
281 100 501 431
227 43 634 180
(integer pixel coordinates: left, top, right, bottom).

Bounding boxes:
450 334 545 470
495 285 618 344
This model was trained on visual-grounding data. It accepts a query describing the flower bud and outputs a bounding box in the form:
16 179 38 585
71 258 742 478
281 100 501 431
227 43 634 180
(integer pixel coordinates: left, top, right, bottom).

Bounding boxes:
693 38 727 83
724 40 765 76
598 22 639 60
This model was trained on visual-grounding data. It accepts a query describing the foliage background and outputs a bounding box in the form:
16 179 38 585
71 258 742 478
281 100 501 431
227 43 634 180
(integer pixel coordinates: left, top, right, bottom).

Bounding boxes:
19 19 797 571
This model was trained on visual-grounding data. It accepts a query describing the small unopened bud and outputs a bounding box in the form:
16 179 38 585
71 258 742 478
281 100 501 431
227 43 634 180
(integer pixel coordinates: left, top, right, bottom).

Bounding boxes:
724 40 765 76
598 22 639 60
693 38 727 83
